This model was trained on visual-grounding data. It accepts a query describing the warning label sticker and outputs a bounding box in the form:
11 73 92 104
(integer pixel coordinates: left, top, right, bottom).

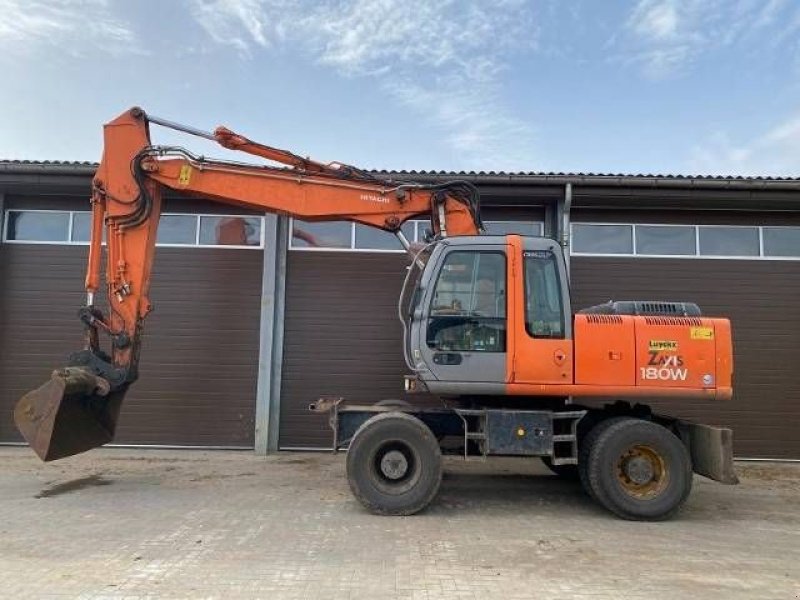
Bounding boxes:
690 326 714 340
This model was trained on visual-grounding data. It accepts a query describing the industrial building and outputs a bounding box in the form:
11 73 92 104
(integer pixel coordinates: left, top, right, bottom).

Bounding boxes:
1 161 798 458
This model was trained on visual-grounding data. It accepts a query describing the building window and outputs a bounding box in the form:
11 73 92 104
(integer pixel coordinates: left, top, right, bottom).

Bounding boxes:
698 226 759 257
571 222 800 260
572 224 633 254
2 210 264 249
158 215 197 245
636 225 696 256
70 212 93 243
290 218 543 251
291 221 352 248
199 216 262 246
354 222 415 250
483 221 543 237
5 210 70 242
762 227 800 258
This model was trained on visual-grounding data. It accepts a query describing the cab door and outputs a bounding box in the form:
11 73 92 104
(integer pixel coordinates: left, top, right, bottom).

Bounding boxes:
413 241 508 391
508 236 573 386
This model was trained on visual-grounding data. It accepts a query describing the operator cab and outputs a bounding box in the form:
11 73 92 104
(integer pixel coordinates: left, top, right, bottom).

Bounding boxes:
402 235 571 396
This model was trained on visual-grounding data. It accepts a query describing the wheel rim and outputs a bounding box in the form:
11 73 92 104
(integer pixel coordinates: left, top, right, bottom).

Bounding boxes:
371 441 420 494
615 444 668 499
380 450 409 480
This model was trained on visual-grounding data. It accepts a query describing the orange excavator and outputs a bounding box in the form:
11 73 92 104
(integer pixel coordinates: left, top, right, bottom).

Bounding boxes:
15 107 737 520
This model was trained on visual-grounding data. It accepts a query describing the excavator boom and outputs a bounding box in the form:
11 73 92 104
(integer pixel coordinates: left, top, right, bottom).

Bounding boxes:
14 107 482 461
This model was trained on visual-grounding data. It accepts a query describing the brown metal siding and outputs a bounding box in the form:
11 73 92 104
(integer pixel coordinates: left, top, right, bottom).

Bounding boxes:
570 257 800 459
280 251 436 448
0 244 261 446
281 252 800 458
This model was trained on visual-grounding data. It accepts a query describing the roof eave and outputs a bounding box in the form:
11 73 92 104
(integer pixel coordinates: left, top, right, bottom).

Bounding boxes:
1 161 800 192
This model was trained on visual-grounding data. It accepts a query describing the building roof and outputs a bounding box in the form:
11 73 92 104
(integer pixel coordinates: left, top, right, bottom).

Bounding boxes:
372 168 800 182
1 159 800 194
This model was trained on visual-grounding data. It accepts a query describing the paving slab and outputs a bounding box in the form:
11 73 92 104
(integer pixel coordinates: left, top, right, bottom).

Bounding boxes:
0 447 797 599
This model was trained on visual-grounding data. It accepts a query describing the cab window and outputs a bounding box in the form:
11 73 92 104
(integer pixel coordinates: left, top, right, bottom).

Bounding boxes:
427 251 506 352
524 251 565 338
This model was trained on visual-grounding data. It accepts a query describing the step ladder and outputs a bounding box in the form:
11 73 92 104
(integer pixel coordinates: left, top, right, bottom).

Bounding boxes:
550 411 586 465
452 408 587 463
453 409 489 460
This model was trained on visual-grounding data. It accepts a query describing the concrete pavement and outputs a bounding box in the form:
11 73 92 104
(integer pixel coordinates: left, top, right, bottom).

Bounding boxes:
0 447 797 599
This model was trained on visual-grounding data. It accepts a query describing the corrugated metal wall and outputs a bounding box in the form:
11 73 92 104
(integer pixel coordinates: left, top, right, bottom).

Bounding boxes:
279 219 800 458
0 244 262 447
279 252 427 448
570 257 800 458
3 187 798 458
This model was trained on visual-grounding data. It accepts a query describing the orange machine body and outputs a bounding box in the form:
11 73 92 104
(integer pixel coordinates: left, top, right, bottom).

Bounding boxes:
571 313 733 398
503 236 733 400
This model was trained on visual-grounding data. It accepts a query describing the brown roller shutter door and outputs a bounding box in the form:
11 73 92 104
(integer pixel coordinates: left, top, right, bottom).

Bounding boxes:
280 253 800 458
279 251 439 449
570 257 800 459
0 244 261 447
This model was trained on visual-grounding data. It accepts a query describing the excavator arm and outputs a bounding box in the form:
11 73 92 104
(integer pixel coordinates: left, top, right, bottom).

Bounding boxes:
14 107 482 461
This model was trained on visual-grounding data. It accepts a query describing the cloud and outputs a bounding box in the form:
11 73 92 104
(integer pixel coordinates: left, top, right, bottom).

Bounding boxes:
689 112 800 176
383 75 537 171
0 0 141 57
188 0 288 56
187 0 540 170
308 0 533 74
617 0 798 79
629 0 679 40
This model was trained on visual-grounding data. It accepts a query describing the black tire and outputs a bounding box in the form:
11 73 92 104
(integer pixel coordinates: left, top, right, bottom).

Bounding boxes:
346 411 442 516
578 418 619 500
586 417 692 521
374 399 414 410
541 456 579 480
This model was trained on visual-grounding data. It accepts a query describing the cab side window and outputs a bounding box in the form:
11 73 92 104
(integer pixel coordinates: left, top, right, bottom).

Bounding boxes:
427 251 506 352
524 251 565 338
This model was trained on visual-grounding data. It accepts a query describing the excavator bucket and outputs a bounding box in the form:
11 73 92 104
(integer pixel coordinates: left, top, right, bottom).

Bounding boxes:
14 368 123 462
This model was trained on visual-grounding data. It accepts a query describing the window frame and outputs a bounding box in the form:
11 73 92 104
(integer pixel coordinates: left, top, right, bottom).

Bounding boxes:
571 223 634 256
635 224 698 256
426 249 508 353
289 218 544 253
2 209 266 250
352 221 418 251
696 224 761 258
481 220 545 237
761 225 800 258
195 214 265 249
523 250 566 340
2 209 75 245
571 222 800 261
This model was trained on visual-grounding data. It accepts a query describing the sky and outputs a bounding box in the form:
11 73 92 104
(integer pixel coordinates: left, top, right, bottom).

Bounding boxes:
1 0 799 176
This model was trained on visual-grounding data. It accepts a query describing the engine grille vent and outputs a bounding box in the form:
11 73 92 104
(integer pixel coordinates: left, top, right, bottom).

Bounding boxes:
644 316 703 327
638 302 692 315
579 300 702 318
585 315 623 325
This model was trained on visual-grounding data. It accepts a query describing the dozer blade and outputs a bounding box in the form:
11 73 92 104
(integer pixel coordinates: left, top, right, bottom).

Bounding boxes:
14 368 124 462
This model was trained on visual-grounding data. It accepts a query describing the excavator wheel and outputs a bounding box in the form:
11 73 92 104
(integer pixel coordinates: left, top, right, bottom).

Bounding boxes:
346 411 442 516
584 417 693 521
578 418 619 501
